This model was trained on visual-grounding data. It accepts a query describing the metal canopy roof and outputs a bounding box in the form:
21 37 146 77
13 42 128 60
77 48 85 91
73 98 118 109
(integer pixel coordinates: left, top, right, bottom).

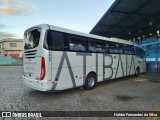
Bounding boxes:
90 0 160 40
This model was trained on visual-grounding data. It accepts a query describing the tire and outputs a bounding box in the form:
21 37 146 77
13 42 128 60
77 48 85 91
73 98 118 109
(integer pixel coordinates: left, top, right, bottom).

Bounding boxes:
135 68 140 77
84 73 97 90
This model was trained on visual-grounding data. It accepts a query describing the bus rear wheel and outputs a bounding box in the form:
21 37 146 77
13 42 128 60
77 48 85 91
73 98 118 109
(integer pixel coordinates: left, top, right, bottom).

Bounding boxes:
84 73 97 90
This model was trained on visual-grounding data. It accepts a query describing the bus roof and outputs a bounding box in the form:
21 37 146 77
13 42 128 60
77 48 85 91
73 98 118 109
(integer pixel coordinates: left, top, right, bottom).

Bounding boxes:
28 24 141 48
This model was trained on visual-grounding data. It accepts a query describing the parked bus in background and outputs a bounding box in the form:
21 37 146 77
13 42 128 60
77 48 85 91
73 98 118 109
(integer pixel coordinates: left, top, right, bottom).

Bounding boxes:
23 24 146 91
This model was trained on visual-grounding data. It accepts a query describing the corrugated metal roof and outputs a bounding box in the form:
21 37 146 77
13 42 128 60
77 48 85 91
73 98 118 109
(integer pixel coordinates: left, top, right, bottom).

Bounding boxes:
90 0 160 40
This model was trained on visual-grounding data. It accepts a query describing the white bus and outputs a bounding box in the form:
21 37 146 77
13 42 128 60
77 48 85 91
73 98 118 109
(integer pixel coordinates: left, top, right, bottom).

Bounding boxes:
23 24 146 91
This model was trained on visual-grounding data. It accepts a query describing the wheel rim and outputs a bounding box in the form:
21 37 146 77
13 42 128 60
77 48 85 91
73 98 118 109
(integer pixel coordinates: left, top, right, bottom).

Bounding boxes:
88 77 95 87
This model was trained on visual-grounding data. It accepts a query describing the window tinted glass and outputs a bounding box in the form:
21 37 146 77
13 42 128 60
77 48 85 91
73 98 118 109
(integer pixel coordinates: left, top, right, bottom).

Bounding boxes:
136 47 145 58
43 30 137 56
109 42 123 54
51 31 64 50
88 39 107 53
123 45 134 55
69 35 86 52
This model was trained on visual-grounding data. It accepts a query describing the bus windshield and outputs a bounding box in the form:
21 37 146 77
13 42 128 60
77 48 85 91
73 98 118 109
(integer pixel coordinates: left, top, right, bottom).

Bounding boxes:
24 28 41 49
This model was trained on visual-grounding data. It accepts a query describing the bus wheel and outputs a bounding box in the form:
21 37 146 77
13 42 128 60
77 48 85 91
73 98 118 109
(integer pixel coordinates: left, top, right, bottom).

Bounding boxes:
135 68 140 77
84 73 97 90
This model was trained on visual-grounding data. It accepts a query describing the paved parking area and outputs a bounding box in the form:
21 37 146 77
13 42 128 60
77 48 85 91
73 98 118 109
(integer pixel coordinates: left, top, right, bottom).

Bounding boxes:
0 66 160 120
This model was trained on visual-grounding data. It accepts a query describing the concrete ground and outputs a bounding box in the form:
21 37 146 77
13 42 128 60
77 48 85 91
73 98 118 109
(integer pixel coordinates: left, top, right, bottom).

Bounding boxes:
0 66 160 120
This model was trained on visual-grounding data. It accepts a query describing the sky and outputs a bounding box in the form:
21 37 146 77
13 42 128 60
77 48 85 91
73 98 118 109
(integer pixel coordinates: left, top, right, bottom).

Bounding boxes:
0 0 115 40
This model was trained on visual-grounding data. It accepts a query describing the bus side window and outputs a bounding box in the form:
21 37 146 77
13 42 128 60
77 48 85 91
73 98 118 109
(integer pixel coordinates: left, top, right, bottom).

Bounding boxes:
50 31 64 50
129 45 134 54
68 35 86 52
123 44 128 54
109 42 118 54
135 47 145 58
103 43 109 53
108 42 125 54
123 45 134 55
88 39 96 52
88 39 105 53
116 43 123 54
